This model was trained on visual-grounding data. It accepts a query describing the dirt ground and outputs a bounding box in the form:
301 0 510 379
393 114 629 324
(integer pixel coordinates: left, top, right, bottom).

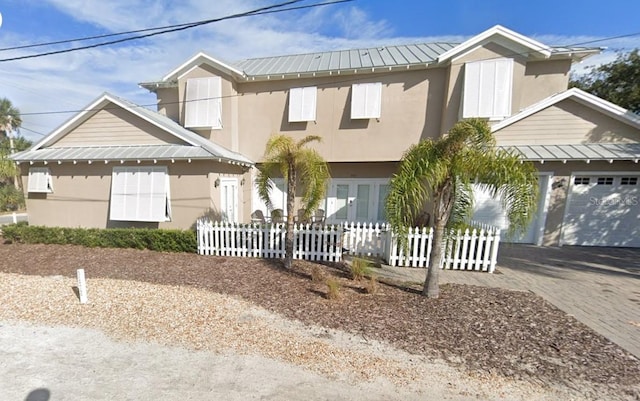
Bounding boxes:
0 242 639 400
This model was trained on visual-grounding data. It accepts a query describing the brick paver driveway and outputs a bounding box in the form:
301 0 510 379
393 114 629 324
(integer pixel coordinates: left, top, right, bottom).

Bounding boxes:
379 244 640 358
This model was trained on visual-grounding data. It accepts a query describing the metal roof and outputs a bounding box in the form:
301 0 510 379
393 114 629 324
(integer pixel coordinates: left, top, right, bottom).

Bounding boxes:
11 144 230 163
504 144 640 162
232 43 458 77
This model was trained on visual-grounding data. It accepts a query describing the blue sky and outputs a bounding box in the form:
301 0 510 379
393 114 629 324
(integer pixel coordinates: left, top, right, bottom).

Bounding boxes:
1 0 639 141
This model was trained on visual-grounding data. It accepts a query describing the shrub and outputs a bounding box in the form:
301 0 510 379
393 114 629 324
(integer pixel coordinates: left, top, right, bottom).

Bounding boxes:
325 277 341 300
310 265 325 283
0 185 24 212
349 257 371 281
1 224 197 253
364 275 379 294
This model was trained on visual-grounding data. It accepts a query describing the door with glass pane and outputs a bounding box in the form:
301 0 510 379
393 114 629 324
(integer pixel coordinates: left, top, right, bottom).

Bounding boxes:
327 179 388 223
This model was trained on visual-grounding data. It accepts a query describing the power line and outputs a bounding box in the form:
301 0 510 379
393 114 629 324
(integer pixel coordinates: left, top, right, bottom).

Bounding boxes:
14 28 640 118
0 0 352 63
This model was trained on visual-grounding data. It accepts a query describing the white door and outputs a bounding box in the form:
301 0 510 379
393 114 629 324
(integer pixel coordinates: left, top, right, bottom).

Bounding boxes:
561 174 640 247
471 174 551 245
220 178 238 223
326 179 389 223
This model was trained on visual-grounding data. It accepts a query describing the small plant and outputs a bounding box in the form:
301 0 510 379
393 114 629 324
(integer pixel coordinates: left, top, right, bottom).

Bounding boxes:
325 277 341 300
364 275 379 294
311 265 325 283
350 257 371 281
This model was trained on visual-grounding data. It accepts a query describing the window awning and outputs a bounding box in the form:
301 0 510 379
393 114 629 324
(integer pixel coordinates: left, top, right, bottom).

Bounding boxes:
502 143 640 163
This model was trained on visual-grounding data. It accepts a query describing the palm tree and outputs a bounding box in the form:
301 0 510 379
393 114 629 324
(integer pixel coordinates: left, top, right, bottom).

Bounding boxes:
0 98 22 137
256 134 330 269
386 119 538 298
0 98 23 188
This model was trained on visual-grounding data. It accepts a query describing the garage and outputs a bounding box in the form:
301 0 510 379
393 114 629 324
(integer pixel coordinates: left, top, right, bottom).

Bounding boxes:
471 174 551 245
561 174 640 247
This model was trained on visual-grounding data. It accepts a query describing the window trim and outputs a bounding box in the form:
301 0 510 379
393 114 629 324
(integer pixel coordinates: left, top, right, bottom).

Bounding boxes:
28 167 53 193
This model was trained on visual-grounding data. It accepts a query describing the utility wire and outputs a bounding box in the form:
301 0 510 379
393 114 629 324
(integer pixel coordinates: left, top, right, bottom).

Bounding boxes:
0 0 352 63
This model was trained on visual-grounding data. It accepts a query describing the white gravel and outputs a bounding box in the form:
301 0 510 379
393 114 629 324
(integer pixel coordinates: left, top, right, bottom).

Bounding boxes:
0 272 597 400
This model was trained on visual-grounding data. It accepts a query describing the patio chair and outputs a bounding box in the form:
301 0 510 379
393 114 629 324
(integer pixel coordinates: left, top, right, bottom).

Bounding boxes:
296 208 311 224
251 209 266 224
271 209 284 223
312 208 325 224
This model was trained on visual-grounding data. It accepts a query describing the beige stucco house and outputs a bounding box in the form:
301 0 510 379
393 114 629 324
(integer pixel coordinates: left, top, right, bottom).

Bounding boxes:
12 25 640 247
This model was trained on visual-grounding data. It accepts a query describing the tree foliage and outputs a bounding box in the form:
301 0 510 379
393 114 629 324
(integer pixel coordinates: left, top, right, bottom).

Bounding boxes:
386 119 539 298
256 134 330 269
0 97 22 135
570 49 640 113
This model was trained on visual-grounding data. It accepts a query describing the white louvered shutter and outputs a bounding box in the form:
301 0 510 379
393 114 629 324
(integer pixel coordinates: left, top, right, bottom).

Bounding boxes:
351 82 382 119
463 58 513 119
185 77 222 128
289 86 317 122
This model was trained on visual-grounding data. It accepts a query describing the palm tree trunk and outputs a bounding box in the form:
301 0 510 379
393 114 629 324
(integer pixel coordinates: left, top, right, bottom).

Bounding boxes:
284 163 296 269
423 181 455 298
423 219 446 298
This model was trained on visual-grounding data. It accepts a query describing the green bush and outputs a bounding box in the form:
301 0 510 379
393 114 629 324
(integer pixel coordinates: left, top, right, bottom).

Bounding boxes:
0 185 25 212
1 224 197 253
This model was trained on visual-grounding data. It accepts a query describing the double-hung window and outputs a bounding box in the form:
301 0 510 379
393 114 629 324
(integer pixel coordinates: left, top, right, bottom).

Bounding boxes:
462 58 513 119
351 82 382 119
110 166 172 222
28 167 53 193
288 86 317 122
184 77 222 129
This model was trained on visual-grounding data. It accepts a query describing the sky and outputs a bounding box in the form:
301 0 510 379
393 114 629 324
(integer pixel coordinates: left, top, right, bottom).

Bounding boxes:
1 0 639 142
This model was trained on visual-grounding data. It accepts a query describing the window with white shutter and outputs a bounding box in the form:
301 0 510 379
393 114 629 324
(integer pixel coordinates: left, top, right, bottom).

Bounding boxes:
462 58 513 119
184 77 222 129
28 167 53 193
351 82 382 119
288 86 317 122
109 166 172 222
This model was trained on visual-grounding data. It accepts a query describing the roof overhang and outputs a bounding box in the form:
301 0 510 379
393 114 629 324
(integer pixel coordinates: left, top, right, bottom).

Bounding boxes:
11 144 252 167
503 143 640 164
437 25 552 63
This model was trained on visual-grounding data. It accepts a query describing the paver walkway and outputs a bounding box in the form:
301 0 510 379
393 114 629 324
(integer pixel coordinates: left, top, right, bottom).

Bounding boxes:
376 244 640 359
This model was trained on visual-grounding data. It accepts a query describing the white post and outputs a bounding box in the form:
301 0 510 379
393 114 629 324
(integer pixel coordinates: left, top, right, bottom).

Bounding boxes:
76 269 88 304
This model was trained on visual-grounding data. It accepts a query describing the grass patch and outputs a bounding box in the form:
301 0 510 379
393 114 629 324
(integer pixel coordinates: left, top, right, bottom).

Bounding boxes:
349 257 371 281
325 277 341 300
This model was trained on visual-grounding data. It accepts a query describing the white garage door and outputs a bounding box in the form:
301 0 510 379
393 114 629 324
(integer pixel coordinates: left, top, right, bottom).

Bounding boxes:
471 174 550 244
562 174 640 247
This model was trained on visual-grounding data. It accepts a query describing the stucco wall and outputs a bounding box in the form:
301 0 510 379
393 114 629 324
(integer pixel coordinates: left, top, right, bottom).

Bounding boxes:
22 160 246 230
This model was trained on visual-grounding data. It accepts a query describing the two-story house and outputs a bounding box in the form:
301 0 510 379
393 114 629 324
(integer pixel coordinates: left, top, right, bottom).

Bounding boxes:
13 25 640 247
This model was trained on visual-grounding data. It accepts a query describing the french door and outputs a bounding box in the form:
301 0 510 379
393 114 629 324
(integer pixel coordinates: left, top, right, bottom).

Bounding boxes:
326 179 389 223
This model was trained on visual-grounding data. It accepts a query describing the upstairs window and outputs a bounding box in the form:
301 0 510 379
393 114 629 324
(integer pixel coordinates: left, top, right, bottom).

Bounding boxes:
463 58 513 119
110 166 171 222
28 167 53 193
351 82 382 119
288 86 317 122
184 77 222 129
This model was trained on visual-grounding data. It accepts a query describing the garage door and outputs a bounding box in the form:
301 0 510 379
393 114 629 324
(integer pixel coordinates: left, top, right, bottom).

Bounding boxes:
561 174 640 247
471 174 550 244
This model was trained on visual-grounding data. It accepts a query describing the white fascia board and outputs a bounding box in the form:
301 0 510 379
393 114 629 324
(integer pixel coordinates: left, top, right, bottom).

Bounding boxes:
438 25 551 63
492 88 640 133
163 52 245 81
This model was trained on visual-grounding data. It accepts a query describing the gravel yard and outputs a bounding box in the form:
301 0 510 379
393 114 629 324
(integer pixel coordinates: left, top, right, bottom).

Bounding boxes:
1 242 639 400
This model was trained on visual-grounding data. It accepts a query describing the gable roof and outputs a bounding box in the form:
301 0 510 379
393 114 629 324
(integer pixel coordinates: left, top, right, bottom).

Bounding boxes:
140 25 599 88
12 93 253 166
492 88 640 133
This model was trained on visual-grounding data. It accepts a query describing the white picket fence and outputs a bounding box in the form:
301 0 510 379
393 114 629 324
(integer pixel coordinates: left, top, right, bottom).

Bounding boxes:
196 219 342 262
343 222 501 272
197 219 501 272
